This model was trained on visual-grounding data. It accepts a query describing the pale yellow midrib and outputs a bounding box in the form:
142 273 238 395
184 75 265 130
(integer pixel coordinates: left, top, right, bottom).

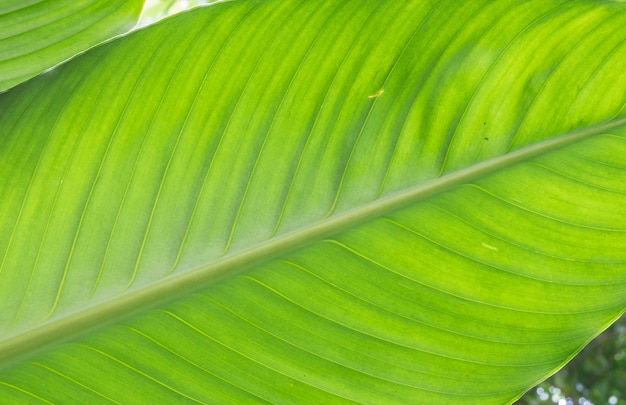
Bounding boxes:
1 115 625 367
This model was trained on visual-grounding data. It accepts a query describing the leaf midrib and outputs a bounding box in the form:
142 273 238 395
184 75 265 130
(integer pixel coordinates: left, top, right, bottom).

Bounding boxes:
2 115 625 367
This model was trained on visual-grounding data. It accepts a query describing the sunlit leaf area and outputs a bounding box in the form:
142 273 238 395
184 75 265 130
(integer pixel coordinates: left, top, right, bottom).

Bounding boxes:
0 0 625 403
149 3 626 403
139 0 219 26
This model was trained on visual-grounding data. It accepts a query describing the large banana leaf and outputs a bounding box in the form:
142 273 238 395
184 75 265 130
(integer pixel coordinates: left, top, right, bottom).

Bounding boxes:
0 0 144 92
1 0 626 403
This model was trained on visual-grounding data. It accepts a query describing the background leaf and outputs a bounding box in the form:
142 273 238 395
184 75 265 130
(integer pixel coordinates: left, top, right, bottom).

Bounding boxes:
0 0 145 92
0 0 625 403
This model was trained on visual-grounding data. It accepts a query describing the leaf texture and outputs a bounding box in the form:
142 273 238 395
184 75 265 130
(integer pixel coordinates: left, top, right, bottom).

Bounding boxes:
0 0 625 403
0 0 144 91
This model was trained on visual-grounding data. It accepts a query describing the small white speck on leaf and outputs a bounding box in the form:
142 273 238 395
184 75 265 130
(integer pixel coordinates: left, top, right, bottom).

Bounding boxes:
481 242 499 251
368 88 384 98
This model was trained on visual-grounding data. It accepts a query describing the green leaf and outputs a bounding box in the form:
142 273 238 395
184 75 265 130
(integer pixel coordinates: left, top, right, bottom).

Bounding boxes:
1 0 626 403
0 0 144 92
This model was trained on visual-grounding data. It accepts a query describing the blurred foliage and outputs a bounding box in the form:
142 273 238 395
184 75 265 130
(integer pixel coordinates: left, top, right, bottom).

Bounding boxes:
519 314 626 405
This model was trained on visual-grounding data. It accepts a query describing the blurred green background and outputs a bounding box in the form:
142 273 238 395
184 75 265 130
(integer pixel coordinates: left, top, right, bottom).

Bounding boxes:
518 314 625 405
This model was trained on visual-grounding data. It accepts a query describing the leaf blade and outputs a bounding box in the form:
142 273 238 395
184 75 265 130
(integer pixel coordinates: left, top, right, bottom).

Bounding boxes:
0 0 145 91
1 0 626 402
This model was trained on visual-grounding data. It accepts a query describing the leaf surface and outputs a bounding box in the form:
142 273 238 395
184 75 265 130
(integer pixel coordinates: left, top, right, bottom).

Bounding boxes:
0 0 144 91
0 0 626 403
